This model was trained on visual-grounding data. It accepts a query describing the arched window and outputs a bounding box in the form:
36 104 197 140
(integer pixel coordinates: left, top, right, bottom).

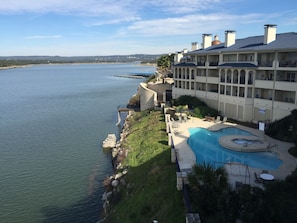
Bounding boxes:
233 70 238 83
240 70 245 84
248 71 253 84
221 70 226 82
227 70 232 83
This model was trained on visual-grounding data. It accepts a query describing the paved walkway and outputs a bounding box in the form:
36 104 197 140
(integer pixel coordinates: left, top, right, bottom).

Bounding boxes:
171 116 297 188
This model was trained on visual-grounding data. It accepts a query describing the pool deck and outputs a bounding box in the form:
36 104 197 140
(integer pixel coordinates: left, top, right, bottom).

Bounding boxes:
171 116 297 188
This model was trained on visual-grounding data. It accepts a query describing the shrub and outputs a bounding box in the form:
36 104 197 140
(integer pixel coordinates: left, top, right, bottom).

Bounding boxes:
172 95 206 109
265 109 297 143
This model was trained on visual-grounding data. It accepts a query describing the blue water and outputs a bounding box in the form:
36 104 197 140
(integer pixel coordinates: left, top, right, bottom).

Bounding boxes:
188 127 282 170
0 63 155 223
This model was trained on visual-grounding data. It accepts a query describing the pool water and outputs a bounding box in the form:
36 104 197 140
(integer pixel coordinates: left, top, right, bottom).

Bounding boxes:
188 127 282 170
233 139 263 145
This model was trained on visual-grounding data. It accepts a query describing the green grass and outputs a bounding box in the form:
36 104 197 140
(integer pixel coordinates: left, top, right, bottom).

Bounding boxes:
105 110 185 223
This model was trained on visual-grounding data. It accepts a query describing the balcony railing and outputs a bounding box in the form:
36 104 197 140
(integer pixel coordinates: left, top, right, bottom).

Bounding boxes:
279 60 297 67
209 61 219 66
196 62 205 66
258 61 273 67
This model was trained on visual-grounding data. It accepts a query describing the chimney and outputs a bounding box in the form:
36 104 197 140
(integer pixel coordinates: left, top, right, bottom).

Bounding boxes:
191 42 198 51
225 30 236 47
202 34 212 49
212 35 221 46
174 51 183 64
264 24 277 44
183 48 188 54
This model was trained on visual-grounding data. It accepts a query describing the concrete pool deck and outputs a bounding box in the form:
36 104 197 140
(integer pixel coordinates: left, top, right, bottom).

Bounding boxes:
171 116 297 188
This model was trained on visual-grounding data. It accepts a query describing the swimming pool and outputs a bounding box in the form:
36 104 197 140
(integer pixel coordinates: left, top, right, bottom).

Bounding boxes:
188 127 282 170
233 138 263 145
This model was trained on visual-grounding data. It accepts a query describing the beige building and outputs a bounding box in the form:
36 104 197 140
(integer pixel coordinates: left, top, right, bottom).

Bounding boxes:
172 24 297 123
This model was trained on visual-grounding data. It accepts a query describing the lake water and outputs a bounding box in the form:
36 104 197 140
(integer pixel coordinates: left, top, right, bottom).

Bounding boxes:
0 63 155 223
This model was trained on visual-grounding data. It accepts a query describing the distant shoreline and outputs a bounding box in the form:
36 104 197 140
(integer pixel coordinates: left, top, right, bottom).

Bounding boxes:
0 62 156 70
0 65 31 70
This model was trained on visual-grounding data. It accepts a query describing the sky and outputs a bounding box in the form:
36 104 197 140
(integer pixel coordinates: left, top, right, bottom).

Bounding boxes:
0 0 296 56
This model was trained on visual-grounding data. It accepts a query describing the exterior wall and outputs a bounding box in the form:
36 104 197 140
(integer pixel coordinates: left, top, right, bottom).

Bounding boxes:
172 47 297 122
147 82 172 101
138 83 158 111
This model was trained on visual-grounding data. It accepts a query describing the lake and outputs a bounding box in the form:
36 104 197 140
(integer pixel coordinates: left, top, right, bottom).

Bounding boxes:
0 63 156 223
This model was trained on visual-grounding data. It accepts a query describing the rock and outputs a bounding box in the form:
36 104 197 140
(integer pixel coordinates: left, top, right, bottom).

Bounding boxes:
115 172 123 179
102 134 116 149
111 179 119 187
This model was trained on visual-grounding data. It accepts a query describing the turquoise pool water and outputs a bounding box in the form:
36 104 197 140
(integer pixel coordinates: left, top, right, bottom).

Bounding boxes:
188 127 282 170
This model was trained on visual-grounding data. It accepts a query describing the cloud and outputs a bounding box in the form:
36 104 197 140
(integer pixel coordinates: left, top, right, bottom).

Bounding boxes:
0 0 219 16
24 35 62 39
147 0 221 14
89 16 141 26
124 13 270 37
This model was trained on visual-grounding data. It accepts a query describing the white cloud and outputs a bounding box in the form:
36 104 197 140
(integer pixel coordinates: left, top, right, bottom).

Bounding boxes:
0 0 220 16
89 16 141 26
24 35 62 39
0 0 135 16
148 0 221 14
125 13 271 37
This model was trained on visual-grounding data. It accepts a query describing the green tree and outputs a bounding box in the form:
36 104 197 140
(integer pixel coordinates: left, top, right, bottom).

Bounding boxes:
263 169 297 223
157 55 171 70
187 163 229 216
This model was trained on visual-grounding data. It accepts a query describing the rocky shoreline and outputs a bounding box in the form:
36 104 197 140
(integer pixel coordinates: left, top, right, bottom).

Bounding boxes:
0 65 29 70
98 111 135 222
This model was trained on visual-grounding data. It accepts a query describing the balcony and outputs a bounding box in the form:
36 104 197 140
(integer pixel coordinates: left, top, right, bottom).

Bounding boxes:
207 77 219 84
209 61 219 66
197 62 206 66
275 81 297 91
279 60 297 67
257 61 273 67
254 80 274 89
273 101 297 111
254 98 273 108
196 76 207 82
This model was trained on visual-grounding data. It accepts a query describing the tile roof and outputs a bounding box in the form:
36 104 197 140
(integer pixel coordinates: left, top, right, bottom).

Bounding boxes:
187 32 297 55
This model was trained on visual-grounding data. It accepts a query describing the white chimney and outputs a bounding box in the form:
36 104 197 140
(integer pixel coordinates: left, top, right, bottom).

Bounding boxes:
202 34 212 49
191 42 198 51
225 30 236 47
264 24 277 44
174 52 183 64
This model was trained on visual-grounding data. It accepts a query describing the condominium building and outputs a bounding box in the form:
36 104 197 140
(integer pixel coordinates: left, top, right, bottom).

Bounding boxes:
172 24 297 123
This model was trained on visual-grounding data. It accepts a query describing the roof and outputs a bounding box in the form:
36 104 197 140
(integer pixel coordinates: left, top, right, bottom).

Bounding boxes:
187 32 297 55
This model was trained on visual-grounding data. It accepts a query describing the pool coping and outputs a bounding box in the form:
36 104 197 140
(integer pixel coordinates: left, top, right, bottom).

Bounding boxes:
219 135 270 152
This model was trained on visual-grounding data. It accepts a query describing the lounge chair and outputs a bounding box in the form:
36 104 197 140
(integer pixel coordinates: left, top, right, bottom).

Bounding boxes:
215 116 221 123
222 117 227 123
